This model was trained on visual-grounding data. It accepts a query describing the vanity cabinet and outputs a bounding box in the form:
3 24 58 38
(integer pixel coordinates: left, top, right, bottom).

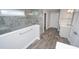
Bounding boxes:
0 25 40 49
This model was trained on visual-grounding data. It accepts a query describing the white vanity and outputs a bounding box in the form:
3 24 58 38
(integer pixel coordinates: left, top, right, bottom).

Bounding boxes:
0 25 40 49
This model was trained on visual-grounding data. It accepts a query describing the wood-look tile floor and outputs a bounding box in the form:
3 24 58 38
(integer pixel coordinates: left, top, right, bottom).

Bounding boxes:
27 28 70 49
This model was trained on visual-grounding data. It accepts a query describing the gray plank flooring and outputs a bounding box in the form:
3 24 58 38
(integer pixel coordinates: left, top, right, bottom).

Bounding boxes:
27 28 70 49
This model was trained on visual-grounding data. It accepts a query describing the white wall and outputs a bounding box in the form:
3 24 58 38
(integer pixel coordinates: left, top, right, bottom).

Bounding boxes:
46 11 59 30
49 12 59 28
59 9 73 38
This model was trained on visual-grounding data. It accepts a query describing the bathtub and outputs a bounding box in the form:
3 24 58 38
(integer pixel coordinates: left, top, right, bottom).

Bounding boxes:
0 25 40 49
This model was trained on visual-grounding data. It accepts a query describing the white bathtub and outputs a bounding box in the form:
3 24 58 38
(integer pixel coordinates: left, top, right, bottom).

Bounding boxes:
0 25 40 49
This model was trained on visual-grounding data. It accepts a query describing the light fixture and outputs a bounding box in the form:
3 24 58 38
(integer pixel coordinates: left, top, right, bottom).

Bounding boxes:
0 10 25 16
67 9 74 13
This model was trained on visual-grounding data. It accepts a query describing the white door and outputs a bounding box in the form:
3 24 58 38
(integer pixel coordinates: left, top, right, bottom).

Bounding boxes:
49 13 59 29
69 12 79 47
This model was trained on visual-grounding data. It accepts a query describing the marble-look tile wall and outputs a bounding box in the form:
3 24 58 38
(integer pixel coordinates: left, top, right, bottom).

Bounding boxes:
0 17 5 26
3 16 33 30
0 12 43 34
